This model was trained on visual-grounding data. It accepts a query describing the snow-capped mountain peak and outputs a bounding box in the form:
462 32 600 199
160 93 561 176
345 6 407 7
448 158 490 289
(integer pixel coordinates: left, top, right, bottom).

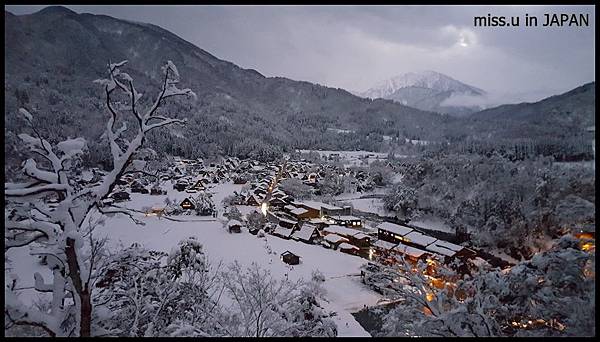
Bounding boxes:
361 70 484 99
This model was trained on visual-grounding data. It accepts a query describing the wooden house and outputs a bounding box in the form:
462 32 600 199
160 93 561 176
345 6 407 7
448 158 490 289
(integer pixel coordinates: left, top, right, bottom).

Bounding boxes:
180 197 196 210
281 251 300 265
268 197 287 208
246 194 262 207
322 234 348 249
377 222 414 244
291 224 319 244
338 242 360 255
272 226 294 239
328 215 362 228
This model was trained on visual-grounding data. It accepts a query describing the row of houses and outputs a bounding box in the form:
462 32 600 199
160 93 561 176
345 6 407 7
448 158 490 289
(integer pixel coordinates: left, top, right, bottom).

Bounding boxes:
374 221 477 269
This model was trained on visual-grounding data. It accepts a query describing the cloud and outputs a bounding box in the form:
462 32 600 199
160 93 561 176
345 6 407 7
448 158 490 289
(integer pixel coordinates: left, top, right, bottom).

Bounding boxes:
5 5 595 104
440 87 568 109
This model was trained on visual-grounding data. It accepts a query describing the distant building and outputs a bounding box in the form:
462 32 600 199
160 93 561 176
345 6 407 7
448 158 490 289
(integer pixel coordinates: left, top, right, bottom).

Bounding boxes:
281 251 300 265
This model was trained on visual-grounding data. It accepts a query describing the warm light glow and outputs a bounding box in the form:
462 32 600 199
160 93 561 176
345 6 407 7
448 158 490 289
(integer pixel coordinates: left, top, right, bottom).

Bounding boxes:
575 232 594 240
425 293 435 302
581 242 595 252
261 202 268 216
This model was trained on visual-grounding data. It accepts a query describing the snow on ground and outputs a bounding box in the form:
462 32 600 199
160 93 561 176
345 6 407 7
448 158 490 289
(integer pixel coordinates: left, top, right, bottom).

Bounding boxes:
5 243 53 306
335 188 388 201
103 181 381 336
96 212 379 336
410 216 454 233
6 181 385 336
346 198 388 216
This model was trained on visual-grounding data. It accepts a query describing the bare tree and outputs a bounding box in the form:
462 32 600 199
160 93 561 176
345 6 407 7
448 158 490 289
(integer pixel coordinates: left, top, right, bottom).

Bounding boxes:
4 60 195 336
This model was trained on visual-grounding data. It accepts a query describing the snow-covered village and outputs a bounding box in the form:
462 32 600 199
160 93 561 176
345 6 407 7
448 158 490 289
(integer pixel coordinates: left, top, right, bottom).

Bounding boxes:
4 5 596 338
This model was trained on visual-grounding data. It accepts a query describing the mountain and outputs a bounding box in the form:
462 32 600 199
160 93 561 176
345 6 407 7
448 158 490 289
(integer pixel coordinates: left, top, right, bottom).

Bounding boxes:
4 6 454 172
462 82 595 141
360 71 485 117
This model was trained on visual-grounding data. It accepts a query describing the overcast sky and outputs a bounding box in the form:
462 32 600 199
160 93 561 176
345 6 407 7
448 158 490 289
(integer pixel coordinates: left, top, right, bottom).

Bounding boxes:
5 5 596 104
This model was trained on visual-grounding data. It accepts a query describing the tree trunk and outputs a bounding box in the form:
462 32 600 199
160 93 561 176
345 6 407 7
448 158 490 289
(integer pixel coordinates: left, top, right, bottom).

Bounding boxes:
80 290 92 337
65 237 92 337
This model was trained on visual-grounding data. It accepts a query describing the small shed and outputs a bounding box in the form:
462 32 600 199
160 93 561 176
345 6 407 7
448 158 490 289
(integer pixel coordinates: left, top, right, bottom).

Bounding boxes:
281 251 300 265
227 219 242 233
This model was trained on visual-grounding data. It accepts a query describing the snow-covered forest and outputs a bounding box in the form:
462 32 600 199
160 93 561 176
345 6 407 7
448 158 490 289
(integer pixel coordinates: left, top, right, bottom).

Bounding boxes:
4 5 595 338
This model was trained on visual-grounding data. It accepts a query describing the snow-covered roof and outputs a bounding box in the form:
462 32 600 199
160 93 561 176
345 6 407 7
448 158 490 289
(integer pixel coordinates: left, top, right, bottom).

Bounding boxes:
228 219 242 227
276 216 298 225
273 226 293 237
377 222 413 236
324 234 348 244
330 215 361 221
425 244 456 257
291 225 317 241
431 240 463 252
301 200 342 211
404 231 437 247
308 218 329 224
393 243 428 258
373 239 397 250
290 207 309 216
352 232 370 240
338 242 359 250
323 225 368 239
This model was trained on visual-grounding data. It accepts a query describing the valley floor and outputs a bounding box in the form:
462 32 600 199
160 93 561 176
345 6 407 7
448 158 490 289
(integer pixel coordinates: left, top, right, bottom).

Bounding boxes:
6 181 384 337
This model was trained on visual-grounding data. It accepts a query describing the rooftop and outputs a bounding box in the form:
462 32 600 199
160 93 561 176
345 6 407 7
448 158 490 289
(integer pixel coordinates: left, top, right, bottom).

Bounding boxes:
404 231 437 247
338 242 359 250
394 242 428 258
377 222 413 236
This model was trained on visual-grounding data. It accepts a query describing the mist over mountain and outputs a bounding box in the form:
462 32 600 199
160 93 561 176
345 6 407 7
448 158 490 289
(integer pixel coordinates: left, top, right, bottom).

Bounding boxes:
360 71 486 117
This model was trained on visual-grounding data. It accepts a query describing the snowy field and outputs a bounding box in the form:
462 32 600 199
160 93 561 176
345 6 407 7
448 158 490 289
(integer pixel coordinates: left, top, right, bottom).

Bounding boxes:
6 181 382 337
342 198 388 216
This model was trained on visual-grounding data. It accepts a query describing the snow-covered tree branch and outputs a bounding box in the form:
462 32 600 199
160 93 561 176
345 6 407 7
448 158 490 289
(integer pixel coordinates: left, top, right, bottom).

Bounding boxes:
4 60 195 337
